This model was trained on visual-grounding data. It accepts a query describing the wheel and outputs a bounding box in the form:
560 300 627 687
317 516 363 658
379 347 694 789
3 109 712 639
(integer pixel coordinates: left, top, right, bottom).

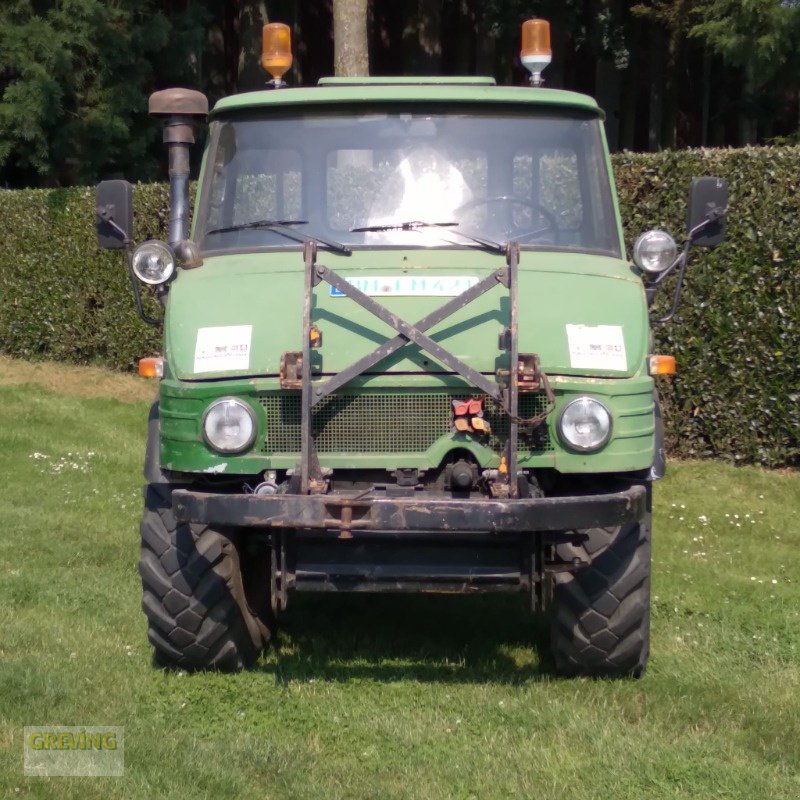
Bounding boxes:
549 486 651 678
138 483 272 671
455 195 558 242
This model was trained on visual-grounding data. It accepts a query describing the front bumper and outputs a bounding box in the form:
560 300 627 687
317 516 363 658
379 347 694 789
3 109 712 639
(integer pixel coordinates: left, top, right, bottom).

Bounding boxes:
173 484 647 535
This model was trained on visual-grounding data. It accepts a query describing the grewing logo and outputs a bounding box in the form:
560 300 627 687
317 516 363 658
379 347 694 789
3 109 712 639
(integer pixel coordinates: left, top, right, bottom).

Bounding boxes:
24 726 124 776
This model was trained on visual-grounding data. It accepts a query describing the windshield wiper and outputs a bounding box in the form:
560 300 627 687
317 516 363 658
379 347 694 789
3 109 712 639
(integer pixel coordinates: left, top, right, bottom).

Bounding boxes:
207 218 308 234
351 219 504 253
206 219 351 255
350 220 458 232
441 228 505 254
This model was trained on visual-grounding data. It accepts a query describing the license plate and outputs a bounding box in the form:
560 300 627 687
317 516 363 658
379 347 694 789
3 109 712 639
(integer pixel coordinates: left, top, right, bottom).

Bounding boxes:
330 276 478 297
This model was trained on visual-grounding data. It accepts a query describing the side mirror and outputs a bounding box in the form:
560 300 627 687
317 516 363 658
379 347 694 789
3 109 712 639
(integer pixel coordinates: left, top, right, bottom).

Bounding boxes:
96 180 133 249
687 177 728 248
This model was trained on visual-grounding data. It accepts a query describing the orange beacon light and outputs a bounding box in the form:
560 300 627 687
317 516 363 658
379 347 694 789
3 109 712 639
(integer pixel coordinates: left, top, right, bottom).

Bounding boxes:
521 19 552 87
262 22 293 87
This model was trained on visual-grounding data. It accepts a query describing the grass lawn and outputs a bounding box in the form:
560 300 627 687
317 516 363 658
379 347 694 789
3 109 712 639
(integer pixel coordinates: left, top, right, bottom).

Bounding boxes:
1 359 798 799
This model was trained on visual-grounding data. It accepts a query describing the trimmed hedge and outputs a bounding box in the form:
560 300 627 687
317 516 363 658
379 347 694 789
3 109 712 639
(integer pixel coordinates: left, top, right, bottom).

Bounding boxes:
615 148 799 467
0 184 167 370
0 148 798 466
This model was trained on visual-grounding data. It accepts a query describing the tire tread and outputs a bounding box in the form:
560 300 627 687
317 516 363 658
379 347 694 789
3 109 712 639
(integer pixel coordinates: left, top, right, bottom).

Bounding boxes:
550 494 651 678
139 484 269 671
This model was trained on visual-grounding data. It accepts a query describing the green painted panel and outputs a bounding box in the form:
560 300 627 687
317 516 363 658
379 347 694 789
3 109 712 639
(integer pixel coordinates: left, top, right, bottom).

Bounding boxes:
317 77 497 86
212 85 601 117
158 374 654 475
165 250 647 381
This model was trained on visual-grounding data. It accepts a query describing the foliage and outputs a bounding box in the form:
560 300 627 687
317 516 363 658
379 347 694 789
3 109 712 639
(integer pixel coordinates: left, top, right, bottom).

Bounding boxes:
0 146 798 466
689 0 800 87
631 1 696 54
0 183 166 370
3 0 800 186
0 1 206 187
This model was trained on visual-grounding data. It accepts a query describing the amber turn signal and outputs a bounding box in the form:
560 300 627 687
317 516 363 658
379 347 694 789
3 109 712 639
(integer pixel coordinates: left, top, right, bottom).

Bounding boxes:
262 22 293 82
648 355 676 376
138 357 164 379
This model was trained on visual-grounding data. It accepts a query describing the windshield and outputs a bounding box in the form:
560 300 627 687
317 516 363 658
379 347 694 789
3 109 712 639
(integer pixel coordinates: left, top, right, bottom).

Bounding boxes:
197 108 621 257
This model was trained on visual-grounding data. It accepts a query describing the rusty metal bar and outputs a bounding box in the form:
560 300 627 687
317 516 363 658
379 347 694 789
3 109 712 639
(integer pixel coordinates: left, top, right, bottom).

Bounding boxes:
173 484 648 534
505 242 521 498
299 241 322 494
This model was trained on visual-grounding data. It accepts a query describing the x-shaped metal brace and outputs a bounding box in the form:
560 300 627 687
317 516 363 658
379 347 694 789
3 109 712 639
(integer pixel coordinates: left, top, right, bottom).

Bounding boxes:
298 241 522 497
313 266 509 405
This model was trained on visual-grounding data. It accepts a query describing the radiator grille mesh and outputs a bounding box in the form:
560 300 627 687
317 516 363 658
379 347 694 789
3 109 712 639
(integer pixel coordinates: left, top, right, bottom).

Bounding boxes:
258 392 551 454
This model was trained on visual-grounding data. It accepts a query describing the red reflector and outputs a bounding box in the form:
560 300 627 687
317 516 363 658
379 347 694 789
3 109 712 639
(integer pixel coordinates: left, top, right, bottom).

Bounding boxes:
453 400 469 416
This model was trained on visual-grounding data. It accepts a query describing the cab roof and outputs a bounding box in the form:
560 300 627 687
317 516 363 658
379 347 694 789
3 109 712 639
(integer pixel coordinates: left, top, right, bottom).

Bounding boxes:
211 78 603 118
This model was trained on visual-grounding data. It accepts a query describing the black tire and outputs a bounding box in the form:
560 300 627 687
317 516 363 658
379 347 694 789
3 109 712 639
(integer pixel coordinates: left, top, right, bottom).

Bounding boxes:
138 483 272 671
550 487 651 678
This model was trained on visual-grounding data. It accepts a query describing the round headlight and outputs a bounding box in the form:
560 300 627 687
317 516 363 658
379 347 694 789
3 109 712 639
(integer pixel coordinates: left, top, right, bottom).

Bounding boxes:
202 398 257 454
132 240 176 285
633 230 677 275
558 396 612 452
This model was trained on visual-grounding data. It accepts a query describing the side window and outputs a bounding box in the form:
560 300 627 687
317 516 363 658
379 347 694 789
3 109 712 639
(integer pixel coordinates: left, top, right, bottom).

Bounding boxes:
206 147 302 232
513 149 582 233
230 150 302 225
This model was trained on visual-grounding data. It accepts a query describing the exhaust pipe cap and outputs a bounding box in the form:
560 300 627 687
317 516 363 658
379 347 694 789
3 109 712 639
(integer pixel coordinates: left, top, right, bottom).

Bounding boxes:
148 88 208 118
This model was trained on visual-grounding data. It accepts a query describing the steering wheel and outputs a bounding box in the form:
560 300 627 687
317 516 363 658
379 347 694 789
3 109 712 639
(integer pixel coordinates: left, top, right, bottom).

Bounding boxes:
455 195 558 243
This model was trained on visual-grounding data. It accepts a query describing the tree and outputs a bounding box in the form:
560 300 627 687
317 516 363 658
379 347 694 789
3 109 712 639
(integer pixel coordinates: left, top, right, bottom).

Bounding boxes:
0 0 205 187
237 1 269 91
333 0 369 76
690 0 800 144
631 1 697 149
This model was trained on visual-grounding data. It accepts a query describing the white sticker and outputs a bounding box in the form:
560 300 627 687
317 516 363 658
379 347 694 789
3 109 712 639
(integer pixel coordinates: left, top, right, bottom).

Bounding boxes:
330 276 478 297
566 324 627 372
194 325 252 373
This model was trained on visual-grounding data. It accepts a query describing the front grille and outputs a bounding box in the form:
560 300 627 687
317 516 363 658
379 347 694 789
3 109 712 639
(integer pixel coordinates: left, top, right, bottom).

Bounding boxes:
258 391 552 454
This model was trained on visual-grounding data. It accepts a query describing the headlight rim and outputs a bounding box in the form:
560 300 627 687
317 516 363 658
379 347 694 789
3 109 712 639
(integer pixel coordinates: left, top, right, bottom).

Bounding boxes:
557 395 613 453
201 396 258 455
632 229 678 275
131 239 176 286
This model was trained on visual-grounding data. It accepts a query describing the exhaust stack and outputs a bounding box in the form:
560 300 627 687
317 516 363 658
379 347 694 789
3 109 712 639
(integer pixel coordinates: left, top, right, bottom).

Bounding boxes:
148 88 208 246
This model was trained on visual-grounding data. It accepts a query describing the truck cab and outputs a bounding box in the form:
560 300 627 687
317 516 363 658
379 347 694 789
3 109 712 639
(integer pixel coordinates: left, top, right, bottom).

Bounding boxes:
97 21 727 677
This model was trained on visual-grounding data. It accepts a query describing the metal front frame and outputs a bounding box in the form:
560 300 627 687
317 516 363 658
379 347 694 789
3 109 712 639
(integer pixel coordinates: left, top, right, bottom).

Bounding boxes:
297 241 523 495
173 484 647 534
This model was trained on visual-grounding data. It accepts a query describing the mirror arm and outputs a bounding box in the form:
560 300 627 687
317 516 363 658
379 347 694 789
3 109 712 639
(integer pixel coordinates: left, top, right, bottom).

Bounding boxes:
687 206 728 243
96 205 134 247
648 248 685 288
648 205 727 322
124 246 162 327
648 198 727 322
653 238 692 325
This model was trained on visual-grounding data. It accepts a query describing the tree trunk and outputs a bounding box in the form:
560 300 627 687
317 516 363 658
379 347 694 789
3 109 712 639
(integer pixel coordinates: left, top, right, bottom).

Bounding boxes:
710 79 727 146
700 48 711 146
662 76 677 149
595 58 621 151
739 65 757 146
647 30 665 151
333 0 369 76
402 0 442 74
238 1 269 91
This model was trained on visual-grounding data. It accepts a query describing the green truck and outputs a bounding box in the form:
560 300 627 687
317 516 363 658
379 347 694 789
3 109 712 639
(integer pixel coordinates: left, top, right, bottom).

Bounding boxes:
96 20 727 677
